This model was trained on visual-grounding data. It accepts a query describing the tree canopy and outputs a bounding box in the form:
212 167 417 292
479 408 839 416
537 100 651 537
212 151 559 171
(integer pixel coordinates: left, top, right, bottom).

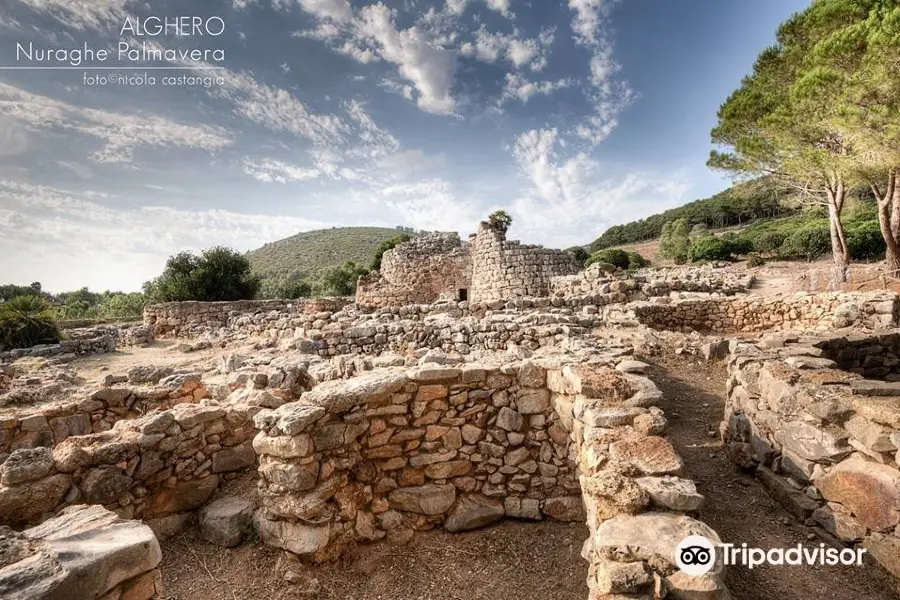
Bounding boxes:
143 246 261 303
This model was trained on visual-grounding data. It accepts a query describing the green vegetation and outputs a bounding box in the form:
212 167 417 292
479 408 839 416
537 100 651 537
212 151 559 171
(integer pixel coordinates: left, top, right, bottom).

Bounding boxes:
371 234 412 270
584 249 649 271
257 280 312 300
320 261 370 297
487 210 513 235
247 227 420 283
709 0 900 270
688 237 733 262
590 178 794 252
0 295 61 351
0 283 148 321
659 218 692 264
565 247 591 268
143 246 261 303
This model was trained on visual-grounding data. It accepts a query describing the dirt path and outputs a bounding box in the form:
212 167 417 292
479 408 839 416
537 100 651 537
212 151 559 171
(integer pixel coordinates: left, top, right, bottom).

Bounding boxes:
645 355 900 600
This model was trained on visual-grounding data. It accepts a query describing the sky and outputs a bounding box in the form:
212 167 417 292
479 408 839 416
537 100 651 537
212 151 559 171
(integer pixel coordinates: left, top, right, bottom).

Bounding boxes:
0 0 811 293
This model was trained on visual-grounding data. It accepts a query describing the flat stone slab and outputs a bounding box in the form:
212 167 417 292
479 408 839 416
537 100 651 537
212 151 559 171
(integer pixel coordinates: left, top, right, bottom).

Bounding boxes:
200 495 255 548
444 494 504 532
635 476 705 511
816 455 900 531
592 512 723 574
299 369 408 413
609 436 684 476
0 504 161 600
850 380 900 397
615 360 651 374
784 356 837 370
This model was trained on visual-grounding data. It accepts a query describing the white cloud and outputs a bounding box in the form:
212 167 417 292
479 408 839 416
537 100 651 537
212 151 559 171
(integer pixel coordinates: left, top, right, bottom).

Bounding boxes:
243 159 321 183
501 73 570 104
0 83 233 163
379 179 479 232
16 0 128 32
344 100 400 159
509 129 690 246
460 26 553 71
0 180 330 291
296 0 354 23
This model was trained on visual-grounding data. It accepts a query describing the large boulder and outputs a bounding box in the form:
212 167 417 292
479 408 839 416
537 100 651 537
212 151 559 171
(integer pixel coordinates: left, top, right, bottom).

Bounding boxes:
0 505 161 600
444 494 504 532
388 484 456 515
253 511 330 557
200 496 255 548
815 455 900 531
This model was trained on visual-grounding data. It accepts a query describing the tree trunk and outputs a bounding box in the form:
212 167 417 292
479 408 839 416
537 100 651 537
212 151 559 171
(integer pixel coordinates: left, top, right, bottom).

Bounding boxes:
874 170 900 274
825 175 849 282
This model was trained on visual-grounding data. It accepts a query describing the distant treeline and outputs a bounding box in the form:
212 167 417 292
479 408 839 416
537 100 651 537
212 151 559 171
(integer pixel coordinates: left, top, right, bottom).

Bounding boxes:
589 178 796 252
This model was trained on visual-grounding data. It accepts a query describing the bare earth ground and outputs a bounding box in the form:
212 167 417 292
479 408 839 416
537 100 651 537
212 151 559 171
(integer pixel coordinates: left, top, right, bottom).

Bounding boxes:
159 482 589 600
644 354 900 600
69 341 223 383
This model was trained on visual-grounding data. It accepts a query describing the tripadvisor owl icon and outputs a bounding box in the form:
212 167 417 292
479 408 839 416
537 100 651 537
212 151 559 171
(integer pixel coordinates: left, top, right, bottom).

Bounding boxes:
675 535 716 576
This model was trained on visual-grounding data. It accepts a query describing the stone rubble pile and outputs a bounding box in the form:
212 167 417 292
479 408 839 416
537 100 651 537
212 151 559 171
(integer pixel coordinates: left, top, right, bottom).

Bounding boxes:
0 326 117 363
550 263 754 299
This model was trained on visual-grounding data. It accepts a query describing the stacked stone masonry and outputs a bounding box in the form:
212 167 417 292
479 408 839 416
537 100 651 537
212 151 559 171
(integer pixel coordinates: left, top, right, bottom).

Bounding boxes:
356 232 471 308
252 359 729 599
633 292 899 333
469 222 580 304
722 335 900 580
549 263 753 299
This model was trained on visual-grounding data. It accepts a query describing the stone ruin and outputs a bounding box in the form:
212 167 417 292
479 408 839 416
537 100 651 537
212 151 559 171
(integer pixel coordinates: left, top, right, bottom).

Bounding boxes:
4 254 900 598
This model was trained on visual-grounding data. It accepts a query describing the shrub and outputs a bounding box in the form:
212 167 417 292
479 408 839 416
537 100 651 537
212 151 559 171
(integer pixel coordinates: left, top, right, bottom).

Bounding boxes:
626 251 650 269
259 279 313 300
371 234 412 271
487 210 513 235
688 236 733 262
754 231 787 255
659 218 691 264
566 246 590 268
0 296 61 351
587 249 631 270
779 225 831 262
747 252 766 267
320 261 369 297
847 220 885 261
721 232 754 255
144 246 261 303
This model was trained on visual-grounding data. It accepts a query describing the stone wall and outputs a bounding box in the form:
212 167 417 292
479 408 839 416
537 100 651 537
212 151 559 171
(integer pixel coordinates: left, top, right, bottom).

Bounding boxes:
0 325 117 363
633 292 899 333
549 263 754 299
356 233 472 308
0 375 210 457
251 359 728 598
143 298 351 339
814 332 900 381
0 399 258 527
470 222 579 304
722 339 900 580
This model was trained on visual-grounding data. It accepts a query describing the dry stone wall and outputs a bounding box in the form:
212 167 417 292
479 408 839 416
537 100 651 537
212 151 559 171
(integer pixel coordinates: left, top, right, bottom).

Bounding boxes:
0 399 258 527
470 222 579 304
723 338 900 580
356 233 471 308
549 263 754 299
144 298 350 338
0 326 117 363
633 292 899 333
251 358 728 599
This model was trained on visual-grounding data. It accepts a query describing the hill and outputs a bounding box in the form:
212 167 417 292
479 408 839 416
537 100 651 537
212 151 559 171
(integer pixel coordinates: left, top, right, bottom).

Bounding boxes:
588 178 797 252
248 226 418 282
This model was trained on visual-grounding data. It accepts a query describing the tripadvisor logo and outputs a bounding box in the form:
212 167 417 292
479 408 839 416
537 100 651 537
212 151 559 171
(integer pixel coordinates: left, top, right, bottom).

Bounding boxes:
675 535 867 575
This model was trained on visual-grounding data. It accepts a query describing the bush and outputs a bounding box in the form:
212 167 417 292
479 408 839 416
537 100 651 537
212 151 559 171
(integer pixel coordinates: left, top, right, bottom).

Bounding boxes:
779 225 831 262
566 246 590 268
754 231 787 255
586 249 630 270
371 234 412 271
144 247 261 302
487 210 513 235
688 236 733 262
847 220 885 261
259 279 313 300
0 296 61 351
721 232 754 255
747 252 766 267
320 261 369 296
626 251 650 269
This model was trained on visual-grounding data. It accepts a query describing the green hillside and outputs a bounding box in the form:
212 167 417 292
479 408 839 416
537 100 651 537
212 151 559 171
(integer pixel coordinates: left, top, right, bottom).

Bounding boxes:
247 226 417 282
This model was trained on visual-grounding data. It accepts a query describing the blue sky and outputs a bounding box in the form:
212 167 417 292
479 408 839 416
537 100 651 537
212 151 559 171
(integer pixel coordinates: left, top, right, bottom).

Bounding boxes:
0 0 809 292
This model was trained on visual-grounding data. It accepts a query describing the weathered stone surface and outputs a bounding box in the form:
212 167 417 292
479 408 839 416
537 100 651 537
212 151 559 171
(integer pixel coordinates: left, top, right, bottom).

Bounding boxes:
0 505 161 600
424 460 471 480
816 455 900 531
253 511 330 557
583 407 646 428
150 474 219 516
776 421 851 463
592 513 723 574
0 447 53 486
495 407 524 432
615 360 651 374
756 467 819 519
444 494 504 532
146 513 189 541
784 356 837 370
665 571 730 600
388 484 456 515
863 532 900 579
252 432 313 459
212 442 256 473
592 559 652 595
301 369 408 413
408 367 461 383
0 474 70 523
516 388 550 414
259 457 319 492
82 466 132 505
609 436 683 476
811 504 867 542
200 496 254 548
254 403 327 436
635 476 704 511
171 404 225 429
542 496 586 522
